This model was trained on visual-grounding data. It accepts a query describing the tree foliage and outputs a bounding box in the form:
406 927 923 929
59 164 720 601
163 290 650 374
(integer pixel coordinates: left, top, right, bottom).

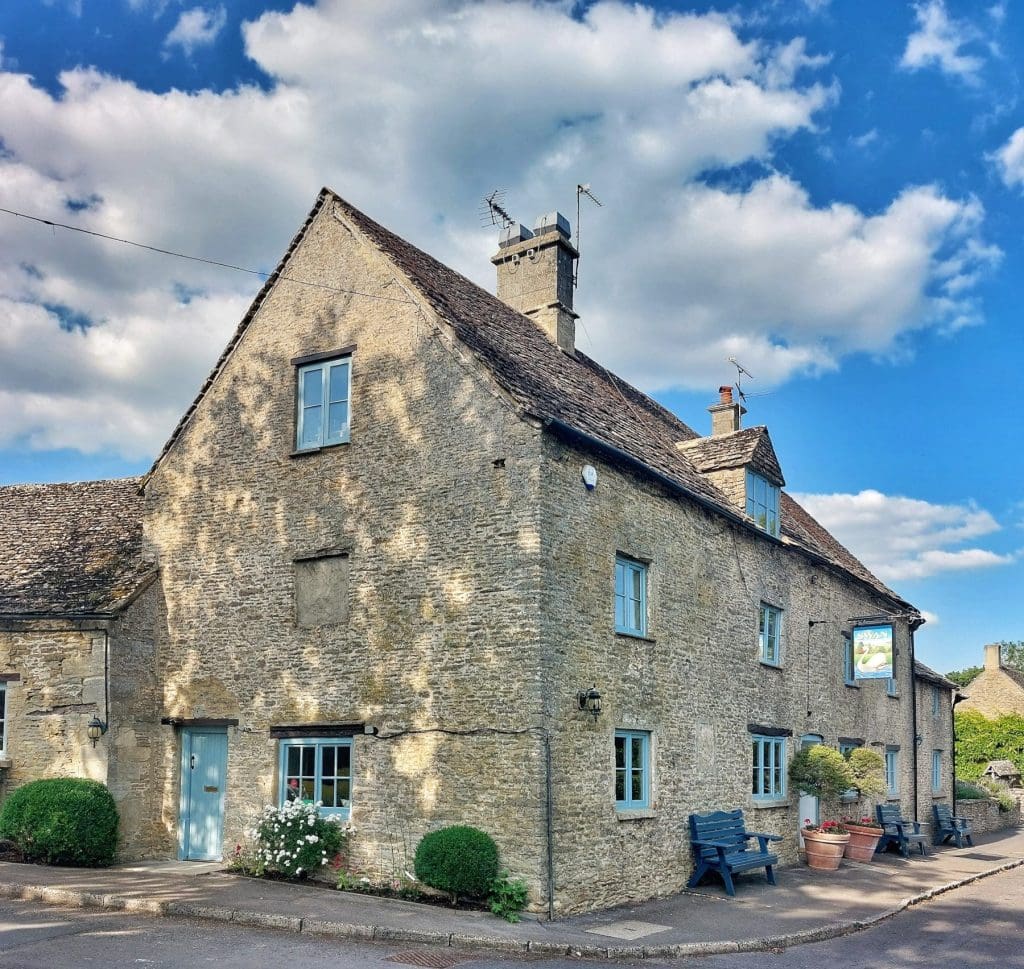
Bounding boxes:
946 666 983 688
947 640 1024 688
955 709 1024 781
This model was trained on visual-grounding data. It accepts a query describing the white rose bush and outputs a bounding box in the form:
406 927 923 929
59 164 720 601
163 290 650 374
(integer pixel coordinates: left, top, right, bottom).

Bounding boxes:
248 800 348 879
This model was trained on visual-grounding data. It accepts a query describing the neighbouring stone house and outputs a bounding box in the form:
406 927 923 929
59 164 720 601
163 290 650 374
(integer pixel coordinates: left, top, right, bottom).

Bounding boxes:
0 189 956 914
959 644 1024 718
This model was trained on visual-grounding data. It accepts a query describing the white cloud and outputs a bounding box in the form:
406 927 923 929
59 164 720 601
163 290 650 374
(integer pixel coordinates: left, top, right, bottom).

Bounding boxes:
920 610 940 627
990 127 1024 188
0 0 999 458
163 6 227 56
792 489 1015 581
900 1 985 83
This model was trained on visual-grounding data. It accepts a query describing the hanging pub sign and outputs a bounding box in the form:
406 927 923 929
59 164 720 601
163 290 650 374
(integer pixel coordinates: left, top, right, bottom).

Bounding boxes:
853 624 894 679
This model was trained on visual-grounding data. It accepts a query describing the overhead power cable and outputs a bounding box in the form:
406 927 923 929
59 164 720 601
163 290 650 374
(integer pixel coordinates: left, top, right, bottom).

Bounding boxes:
0 205 415 304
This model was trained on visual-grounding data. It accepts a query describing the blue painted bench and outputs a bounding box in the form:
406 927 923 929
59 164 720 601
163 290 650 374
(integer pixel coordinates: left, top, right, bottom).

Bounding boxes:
933 803 974 848
875 804 928 857
687 808 782 897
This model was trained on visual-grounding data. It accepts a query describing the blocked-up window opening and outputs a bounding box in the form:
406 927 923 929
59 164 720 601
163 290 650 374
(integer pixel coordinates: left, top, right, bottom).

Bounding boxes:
294 554 350 628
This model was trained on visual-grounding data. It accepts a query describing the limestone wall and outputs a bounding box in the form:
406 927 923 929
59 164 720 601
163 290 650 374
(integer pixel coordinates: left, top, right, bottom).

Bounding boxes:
956 796 1021 835
143 200 548 896
538 435 919 913
957 667 1024 718
914 677 955 824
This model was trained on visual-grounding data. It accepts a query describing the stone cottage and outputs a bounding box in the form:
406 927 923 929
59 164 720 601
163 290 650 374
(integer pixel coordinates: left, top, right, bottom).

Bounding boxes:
0 188 955 914
959 644 1024 718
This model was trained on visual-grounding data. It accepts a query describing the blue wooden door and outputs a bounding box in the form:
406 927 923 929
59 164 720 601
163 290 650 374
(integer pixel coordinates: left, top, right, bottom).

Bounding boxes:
179 729 228 861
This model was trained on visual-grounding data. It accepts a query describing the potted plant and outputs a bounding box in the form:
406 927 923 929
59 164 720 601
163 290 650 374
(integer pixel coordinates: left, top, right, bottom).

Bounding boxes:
843 815 883 861
841 748 887 861
789 746 854 870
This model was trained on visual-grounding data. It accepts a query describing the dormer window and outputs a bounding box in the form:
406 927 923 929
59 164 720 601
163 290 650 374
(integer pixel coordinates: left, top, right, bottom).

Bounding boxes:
745 470 779 537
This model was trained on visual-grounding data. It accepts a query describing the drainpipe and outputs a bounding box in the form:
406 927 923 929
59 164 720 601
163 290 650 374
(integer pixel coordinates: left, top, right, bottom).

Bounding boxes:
951 691 969 814
909 621 920 819
544 732 555 920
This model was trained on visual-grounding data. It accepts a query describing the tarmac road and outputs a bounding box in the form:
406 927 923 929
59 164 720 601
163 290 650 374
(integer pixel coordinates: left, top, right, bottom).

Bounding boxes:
0 863 1021 968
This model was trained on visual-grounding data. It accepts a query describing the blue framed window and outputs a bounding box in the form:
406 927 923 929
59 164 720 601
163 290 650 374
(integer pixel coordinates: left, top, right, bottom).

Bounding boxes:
745 470 780 537
614 730 650 809
752 735 786 800
885 748 899 797
279 737 353 818
296 357 351 450
932 750 942 793
614 556 647 637
759 603 782 665
843 633 856 685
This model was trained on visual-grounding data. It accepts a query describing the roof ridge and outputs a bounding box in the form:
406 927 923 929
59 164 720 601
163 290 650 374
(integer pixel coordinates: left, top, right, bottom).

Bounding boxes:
0 475 142 491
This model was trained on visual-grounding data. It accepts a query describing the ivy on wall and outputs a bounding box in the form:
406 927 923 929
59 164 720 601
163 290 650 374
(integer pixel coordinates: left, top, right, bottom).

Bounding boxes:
955 710 1024 781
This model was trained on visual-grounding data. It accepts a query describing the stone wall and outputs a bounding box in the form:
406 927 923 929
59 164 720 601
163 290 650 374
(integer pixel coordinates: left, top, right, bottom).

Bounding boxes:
143 200 549 897
956 796 1021 835
0 622 110 795
538 434 919 914
914 677 955 823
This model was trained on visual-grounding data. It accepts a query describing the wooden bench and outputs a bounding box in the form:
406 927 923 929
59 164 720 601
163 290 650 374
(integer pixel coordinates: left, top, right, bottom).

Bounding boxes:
933 803 974 848
875 804 928 857
687 808 782 897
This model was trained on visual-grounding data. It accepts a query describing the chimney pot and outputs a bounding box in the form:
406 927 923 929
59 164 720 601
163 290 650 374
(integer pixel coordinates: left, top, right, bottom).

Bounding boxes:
719 385 733 404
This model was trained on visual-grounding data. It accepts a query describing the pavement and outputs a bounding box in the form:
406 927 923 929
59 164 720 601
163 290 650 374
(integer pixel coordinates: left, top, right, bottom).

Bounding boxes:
0 828 1022 960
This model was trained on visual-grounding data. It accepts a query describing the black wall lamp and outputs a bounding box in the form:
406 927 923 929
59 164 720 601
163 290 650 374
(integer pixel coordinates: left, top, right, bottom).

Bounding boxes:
577 687 602 721
87 715 108 748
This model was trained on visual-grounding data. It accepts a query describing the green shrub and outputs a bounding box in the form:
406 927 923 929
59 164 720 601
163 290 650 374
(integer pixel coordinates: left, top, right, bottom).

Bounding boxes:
789 746 854 817
488 869 529 922
979 779 1017 813
414 825 499 903
845 748 886 797
0 778 118 866
956 780 987 800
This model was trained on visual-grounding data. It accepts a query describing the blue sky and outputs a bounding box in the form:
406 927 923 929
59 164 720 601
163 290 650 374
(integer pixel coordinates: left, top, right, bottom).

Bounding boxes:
0 0 1021 675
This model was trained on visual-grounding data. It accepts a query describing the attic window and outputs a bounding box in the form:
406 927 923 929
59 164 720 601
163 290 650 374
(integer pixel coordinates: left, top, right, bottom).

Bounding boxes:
745 470 779 537
295 354 351 450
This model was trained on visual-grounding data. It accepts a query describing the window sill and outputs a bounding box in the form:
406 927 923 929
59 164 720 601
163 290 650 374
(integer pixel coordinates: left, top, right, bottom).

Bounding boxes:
290 442 350 458
616 809 656 821
751 798 789 810
886 693 900 700
759 660 783 670
0 758 11 770
614 631 656 643
844 681 859 689
886 795 900 801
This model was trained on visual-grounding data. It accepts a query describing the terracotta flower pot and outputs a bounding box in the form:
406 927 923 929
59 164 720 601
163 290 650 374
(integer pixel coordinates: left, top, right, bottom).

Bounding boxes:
844 823 883 862
802 829 850 870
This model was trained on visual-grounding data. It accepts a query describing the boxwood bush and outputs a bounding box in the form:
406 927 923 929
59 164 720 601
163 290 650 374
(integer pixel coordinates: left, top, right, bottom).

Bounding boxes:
0 778 118 866
414 825 499 903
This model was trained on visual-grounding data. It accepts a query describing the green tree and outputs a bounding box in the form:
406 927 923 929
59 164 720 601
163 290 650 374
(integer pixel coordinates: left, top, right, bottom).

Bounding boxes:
946 641 1024 688
946 666 983 688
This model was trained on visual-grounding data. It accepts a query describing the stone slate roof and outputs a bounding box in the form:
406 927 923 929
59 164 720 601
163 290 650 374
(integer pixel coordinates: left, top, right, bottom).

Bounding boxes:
677 426 785 485
0 478 150 617
145 187 913 611
984 760 1021 777
1001 667 1024 693
913 660 958 691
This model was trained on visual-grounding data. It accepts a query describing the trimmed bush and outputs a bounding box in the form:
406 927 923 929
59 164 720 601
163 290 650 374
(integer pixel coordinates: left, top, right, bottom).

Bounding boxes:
0 778 118 866
414 825 499 902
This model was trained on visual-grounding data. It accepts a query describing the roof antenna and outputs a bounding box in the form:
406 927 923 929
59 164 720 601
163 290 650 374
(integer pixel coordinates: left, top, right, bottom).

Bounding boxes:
480 189 516 229
727 356 753 405
574 183 602 289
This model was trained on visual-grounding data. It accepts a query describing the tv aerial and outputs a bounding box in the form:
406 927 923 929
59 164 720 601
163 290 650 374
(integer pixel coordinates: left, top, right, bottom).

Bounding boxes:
480 189 516 229
728 356 753 404
574 183 603 289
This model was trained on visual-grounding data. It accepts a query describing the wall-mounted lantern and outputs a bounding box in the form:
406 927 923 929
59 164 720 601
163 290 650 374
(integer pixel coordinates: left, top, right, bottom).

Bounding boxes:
577 687 602 722
87 715 108 748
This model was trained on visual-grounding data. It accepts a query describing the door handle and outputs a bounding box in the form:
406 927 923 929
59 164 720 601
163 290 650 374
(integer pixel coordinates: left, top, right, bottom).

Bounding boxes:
190 754 196 770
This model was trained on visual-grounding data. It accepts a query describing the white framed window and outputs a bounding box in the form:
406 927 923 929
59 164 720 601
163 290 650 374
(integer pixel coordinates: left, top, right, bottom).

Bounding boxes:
614 730 650 810
752 734 786 800
932 750 942 793
745 470 780 537
614 555 647 637
279 737 353 819
759 603 782 666
885 748 899 797
296 356 351 450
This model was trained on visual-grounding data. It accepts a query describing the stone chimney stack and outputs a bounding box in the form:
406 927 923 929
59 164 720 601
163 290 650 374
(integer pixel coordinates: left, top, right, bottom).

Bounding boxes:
492 212 578 354
708 385 746 437
984 643 1003 670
